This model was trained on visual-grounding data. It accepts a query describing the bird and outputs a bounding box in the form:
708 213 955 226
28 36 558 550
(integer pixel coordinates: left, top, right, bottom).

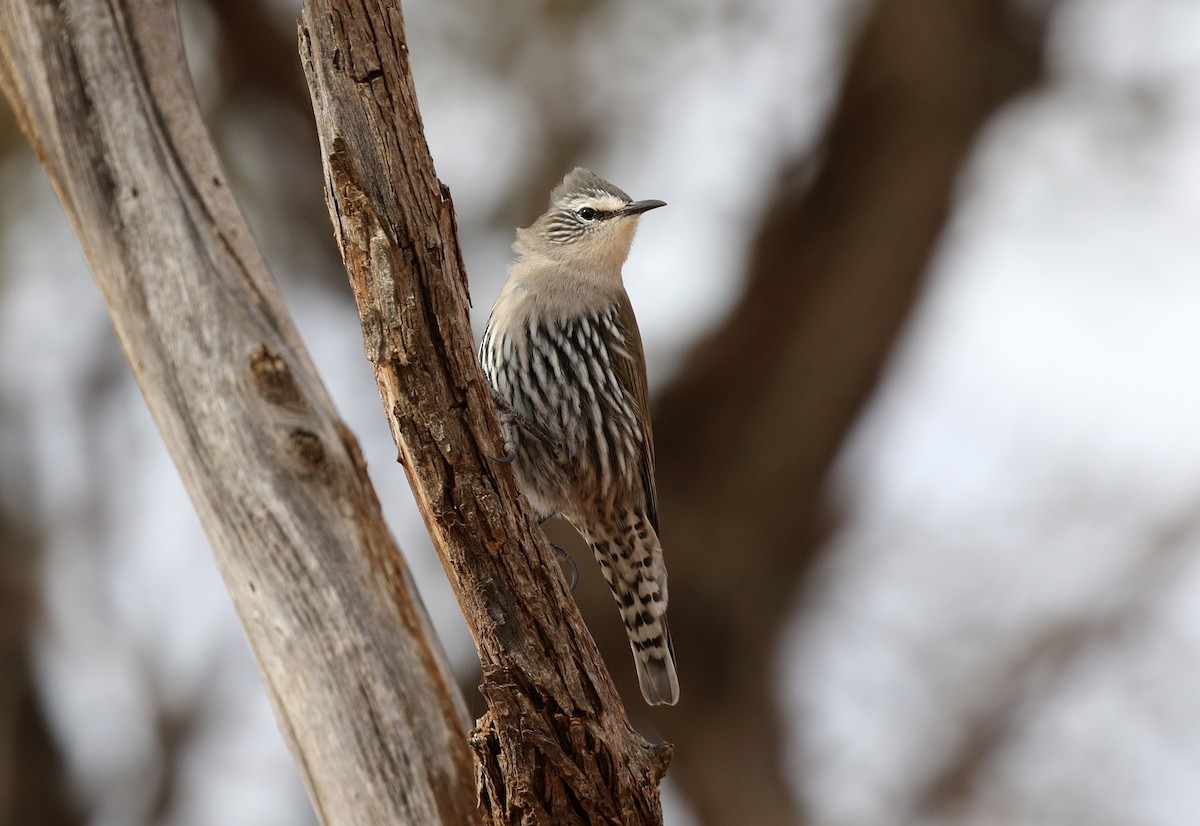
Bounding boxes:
479 167 678 706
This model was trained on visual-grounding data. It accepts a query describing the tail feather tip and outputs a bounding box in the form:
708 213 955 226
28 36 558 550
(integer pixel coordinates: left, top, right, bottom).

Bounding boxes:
636 655 679 706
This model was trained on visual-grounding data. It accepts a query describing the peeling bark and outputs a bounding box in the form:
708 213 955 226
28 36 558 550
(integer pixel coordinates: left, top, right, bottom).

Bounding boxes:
300 1 669 823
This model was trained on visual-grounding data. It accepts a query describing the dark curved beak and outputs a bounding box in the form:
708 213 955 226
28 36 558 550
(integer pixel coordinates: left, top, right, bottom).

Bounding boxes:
618 199 667 217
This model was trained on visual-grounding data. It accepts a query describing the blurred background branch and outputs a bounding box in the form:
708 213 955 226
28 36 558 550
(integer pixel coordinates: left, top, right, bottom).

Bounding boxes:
0 507 78 826
585 3 1044 823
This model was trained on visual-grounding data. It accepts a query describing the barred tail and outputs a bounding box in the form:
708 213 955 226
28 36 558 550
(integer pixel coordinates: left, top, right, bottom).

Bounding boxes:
590 521 679 706
633 617 678 706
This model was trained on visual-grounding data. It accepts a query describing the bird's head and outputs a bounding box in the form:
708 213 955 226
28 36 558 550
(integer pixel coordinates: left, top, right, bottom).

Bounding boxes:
516 168 665 273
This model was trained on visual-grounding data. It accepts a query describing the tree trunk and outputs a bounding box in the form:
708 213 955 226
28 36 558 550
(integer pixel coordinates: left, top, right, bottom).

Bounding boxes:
299 2 669 823
0 1 477 823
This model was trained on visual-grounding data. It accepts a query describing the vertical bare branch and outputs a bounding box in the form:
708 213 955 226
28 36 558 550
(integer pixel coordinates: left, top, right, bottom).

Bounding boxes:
299 1 669 823
0 0 477 823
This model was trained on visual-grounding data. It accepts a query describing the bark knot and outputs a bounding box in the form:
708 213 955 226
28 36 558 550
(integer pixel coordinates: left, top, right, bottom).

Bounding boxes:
285 428 328 475
249 344 306 410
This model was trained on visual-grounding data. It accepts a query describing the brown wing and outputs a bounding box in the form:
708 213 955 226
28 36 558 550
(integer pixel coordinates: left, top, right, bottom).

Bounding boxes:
609 291 659 532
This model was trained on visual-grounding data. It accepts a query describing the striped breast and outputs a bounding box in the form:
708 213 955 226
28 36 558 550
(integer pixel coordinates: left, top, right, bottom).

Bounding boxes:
480 303 651 527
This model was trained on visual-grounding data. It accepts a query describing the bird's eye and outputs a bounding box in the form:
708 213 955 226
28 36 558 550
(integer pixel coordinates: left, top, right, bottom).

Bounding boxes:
578 207 597 220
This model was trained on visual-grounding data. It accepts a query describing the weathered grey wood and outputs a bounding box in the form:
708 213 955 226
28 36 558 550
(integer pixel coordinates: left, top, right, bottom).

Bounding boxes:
0 1 479 824
299 1 670 823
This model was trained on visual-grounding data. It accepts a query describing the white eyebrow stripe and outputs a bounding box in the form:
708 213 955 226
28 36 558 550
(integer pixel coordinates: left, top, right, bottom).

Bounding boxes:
569 194 627 212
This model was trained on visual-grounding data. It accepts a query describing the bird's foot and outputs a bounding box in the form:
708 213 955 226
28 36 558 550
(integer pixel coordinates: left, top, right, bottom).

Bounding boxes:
487 390 521 463
551 542 580 590
489 408 519 464
487 391 563 463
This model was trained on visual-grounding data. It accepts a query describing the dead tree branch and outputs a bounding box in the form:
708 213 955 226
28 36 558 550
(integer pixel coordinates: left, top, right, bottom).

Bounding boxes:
299 1 669 823
0 0 478 823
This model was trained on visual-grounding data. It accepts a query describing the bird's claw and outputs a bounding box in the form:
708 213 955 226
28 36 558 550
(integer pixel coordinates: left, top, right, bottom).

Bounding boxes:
489 407 519 464
489 388 568 468
551 543 580 590
490 444 517 464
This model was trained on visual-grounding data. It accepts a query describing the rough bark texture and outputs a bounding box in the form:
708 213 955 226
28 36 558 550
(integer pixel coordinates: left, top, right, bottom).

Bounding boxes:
571 2 1046 824
299 2 669 823
0 1 478 824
